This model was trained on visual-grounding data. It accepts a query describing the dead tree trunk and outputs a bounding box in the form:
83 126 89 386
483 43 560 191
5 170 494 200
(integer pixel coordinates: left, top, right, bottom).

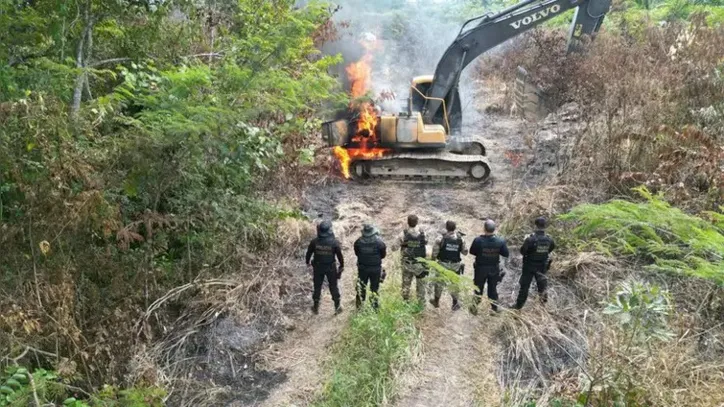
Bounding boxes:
71 5 94 117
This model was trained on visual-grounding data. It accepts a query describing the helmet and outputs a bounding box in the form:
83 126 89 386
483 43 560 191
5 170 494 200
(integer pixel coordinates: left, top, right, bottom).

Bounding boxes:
317 220 333 237
362 223 379 237
535 217 547 229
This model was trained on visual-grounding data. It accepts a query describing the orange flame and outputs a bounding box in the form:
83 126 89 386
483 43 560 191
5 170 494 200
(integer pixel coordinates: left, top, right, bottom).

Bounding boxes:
334 146 389 179
333 33 391 179
346 58 371 99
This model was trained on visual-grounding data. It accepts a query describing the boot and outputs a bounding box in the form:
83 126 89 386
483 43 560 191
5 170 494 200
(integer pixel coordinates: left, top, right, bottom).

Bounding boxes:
334 300 343 315
312 301 319 315
429 297 440 308
355 296 362 309
451 298 461 311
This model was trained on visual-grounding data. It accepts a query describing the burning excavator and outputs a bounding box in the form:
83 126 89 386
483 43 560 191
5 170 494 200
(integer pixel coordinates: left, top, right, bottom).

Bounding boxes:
323 0 611 182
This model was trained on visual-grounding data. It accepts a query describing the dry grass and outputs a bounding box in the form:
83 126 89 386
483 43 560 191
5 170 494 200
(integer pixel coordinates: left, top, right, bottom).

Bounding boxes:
495 302 590 406
492 183 724 406
123 216 319 406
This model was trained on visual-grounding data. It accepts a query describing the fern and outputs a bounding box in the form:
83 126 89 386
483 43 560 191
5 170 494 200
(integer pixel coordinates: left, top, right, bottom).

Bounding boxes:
560 186 724 285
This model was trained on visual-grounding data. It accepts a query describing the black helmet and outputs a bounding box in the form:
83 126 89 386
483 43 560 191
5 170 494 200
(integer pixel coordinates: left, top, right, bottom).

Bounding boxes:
535 217 547 229
317 220 333 237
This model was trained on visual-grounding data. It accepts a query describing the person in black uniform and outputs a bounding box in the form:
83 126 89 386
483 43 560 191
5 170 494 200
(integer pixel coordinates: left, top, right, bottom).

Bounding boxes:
354 223 387 310
514 217 555 309
305 220 344 315
469 219 509 314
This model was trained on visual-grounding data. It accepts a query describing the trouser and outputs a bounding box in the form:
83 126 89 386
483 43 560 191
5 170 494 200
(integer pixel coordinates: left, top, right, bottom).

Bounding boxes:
313 266 340 306
357 267 382 309
515 265 548 308
433 261 462 305
401 260 426 303
473 268 500 311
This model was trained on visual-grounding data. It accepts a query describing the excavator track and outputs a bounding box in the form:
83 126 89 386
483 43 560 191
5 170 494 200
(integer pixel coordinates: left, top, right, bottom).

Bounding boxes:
349 151 490 183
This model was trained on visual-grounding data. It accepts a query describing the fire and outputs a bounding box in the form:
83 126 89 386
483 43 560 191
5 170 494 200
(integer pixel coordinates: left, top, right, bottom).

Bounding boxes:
346 58 371 99
350 102 377 144
333 33 391 179
334 146 389 179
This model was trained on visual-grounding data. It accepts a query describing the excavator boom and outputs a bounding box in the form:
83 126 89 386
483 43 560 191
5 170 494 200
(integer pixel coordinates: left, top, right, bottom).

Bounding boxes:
423 0 611 133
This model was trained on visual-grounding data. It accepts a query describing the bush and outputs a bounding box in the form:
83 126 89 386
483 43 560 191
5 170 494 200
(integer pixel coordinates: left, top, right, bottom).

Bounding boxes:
560 186 724 285
0 366 165 407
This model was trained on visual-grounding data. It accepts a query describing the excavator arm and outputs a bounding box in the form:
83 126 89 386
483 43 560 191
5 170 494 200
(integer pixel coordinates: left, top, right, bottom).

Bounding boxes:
422 0 611 133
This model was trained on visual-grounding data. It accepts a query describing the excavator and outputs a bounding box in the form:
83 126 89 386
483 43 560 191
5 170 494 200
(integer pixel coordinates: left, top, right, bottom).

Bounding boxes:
322 0 611 182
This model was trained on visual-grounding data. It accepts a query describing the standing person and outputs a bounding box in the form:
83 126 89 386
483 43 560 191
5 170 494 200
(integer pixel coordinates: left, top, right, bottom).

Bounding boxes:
305 220 344 315
430 220 468 311
399 214 428 306
469 219 509 314
513 217 555 309
354 223 387 310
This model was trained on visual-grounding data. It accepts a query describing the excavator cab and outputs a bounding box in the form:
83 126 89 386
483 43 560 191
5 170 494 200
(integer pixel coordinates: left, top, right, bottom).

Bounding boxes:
321 76 453 151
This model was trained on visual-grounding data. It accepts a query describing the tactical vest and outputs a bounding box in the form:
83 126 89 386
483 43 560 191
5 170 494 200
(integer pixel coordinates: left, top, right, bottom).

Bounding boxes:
525 233 552 265
402 229 426 260
437 233 463 263
475 235 504 267
357 237 382 268
313 236 337 266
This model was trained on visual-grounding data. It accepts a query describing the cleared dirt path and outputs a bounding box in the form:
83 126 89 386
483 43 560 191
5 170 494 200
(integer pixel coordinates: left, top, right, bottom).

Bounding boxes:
391 108 527 406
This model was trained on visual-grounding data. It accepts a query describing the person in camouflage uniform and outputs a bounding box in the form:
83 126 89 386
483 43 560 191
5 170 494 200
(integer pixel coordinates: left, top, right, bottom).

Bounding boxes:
399 214 428 305
430 220 468 311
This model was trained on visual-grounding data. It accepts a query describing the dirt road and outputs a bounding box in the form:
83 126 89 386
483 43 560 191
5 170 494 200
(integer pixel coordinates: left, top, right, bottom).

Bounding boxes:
255 91 532 406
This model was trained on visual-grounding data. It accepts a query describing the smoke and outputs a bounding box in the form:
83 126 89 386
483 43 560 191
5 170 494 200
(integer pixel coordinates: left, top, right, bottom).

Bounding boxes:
317 0 487 121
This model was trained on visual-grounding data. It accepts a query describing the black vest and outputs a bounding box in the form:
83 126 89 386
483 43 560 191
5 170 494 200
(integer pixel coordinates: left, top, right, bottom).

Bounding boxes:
437 233 463 263
313 236 337 266
524 233 553 265
357 237 382 268
475 235 504 267
402 230 426 260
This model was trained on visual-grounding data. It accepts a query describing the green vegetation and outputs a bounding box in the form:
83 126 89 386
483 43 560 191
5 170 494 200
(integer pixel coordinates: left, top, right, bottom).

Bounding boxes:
416 257 478 304
560 186 724 285
0 366 164 407
312 258 422 407
0 0 345 401
613 0 724 26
